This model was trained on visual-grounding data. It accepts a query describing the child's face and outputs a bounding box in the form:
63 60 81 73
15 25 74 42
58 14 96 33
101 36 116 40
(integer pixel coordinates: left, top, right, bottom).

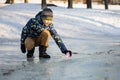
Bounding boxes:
42 17 52 26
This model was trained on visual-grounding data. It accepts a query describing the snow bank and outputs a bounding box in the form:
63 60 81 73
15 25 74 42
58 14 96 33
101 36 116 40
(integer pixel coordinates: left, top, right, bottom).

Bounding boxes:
0 3 120 42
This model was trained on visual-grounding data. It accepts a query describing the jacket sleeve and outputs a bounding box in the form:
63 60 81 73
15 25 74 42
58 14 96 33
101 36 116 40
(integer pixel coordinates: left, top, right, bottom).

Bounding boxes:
21 26 28 44
21 18 44 44
49 25 67 53
21 18 34 44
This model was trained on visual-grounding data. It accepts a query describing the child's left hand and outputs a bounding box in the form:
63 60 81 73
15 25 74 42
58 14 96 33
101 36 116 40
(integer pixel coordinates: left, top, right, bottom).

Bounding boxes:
64 50 72 58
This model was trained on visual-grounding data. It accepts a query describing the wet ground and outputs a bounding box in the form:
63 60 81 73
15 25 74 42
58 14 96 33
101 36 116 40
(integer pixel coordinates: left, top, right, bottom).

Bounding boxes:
0 38 120 80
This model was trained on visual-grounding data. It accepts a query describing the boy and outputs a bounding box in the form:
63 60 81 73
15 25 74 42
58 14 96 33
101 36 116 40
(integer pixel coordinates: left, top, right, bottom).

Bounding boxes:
20 8 72 58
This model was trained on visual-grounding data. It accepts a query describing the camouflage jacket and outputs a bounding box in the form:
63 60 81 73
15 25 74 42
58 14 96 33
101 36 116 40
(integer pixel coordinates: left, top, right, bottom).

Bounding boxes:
21 18 67 53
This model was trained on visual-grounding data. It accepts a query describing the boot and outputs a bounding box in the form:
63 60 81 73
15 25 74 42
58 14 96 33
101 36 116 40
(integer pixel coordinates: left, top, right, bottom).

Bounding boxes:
27 47 35 58
39 45 50 58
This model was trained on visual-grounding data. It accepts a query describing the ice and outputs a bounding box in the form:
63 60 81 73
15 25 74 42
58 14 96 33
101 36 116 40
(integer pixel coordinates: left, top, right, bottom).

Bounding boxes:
0 3 120 80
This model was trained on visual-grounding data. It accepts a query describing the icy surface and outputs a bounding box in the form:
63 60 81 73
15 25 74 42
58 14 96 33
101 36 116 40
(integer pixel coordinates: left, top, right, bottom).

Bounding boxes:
0 3 120 80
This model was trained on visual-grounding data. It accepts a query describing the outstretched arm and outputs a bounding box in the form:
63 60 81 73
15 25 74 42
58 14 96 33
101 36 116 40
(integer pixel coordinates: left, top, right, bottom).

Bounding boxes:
49 25 72 57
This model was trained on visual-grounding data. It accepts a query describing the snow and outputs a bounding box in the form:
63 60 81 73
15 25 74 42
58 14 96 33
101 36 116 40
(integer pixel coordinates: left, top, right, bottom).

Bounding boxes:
0 3 120 80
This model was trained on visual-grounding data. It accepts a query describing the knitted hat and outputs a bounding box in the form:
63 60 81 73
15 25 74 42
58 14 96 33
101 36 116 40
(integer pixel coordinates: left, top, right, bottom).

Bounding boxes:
41 8 53 18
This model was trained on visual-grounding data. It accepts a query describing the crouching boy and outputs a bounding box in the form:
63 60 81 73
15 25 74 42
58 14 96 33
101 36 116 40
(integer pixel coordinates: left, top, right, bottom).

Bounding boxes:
20 8 72 58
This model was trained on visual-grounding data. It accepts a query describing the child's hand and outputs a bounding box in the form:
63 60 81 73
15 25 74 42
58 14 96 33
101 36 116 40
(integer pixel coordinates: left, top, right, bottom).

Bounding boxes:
64 50 72 58
21 44 26 53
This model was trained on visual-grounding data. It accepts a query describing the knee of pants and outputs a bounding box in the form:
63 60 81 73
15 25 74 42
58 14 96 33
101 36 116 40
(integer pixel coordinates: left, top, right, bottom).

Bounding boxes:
41 30 50 38
38 30 50 47
25 38 35 50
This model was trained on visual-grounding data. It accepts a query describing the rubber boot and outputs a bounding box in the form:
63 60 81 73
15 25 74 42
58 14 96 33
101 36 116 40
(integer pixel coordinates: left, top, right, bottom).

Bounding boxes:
27 47 35 58
39 45 50 58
